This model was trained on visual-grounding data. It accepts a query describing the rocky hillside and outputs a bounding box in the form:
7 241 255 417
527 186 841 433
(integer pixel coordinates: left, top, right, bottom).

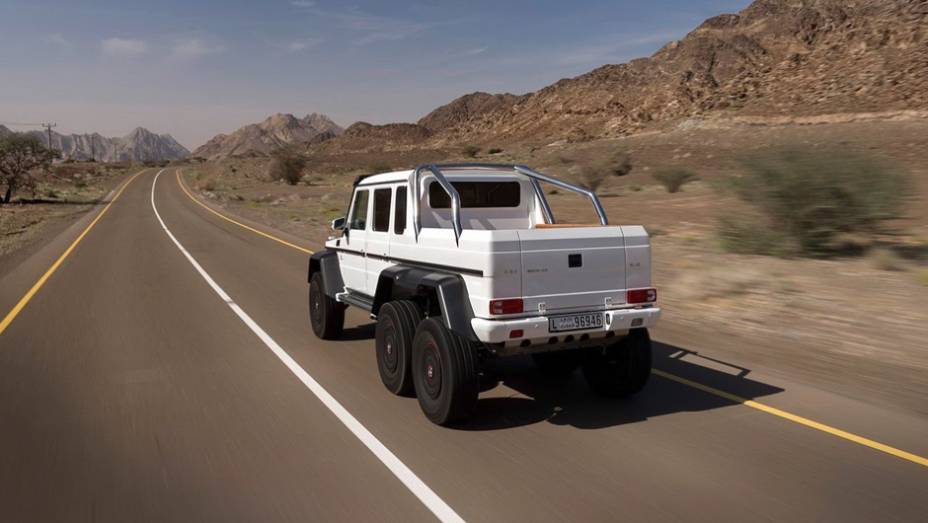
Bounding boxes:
3 126 188 162
430 0 928 144
417 92 523 133
193 113 342 159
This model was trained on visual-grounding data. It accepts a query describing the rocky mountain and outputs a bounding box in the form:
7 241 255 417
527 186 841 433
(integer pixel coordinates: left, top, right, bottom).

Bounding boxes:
429 0 928 144
417 92 523 133
2 125 187 162
193 113 343 159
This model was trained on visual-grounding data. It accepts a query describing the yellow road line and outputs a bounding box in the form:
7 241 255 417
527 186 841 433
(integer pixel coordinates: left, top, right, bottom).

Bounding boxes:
175 170 313 254
0 169 148 336
176 166 927 469
653 369 928 467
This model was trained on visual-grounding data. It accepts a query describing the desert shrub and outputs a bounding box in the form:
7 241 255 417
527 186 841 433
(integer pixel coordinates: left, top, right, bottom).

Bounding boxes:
487 147 503 154
917 269 928 287
629 184 642 192
718 216 792 256
653 168 697 193
571 165 606 192
462 145 480 158
268 147 306 185
200 180 216 191
869 248 904 271
367 162 392 175
607 150 633 177
719 148 911 257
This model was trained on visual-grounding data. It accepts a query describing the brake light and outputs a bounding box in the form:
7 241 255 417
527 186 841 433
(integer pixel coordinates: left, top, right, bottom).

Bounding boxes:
627 288 657 304
490 298 523 315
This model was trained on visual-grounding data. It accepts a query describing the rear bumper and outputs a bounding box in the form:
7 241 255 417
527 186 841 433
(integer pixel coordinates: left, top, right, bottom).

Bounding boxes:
470 307 661 345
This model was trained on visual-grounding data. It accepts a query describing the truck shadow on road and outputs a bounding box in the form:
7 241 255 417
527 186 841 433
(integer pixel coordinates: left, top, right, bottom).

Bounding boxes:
459 341 785 431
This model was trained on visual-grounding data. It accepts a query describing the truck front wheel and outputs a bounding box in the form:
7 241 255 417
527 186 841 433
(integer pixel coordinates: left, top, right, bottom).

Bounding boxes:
582 329 652 398
375 300 421 396
412 318 479 425
309 272 345 340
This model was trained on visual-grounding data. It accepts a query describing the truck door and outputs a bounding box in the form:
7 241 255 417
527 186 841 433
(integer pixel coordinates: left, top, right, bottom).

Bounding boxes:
340 188 369 293
365 187 393 295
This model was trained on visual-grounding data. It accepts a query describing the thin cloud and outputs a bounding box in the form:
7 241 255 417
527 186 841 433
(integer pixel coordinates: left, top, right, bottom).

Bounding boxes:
462 47 489 57
299 5 427 46
290 0 316 7
170 38 225 61
550 31 681 66
44 33 72 51
285 38 322 52
101 37 148 57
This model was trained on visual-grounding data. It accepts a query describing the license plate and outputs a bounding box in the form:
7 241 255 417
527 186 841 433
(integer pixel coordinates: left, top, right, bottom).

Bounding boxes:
548 312 604 333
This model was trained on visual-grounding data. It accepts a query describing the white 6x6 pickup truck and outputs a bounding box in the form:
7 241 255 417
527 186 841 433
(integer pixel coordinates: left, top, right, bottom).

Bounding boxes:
308 163 660 425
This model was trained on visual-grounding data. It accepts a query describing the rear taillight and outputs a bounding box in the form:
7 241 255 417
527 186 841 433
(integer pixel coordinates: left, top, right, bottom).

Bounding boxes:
627 288 657 304
490 298 523 315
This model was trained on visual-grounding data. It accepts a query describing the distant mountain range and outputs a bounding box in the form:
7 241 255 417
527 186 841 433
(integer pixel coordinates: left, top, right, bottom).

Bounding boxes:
192 113 343 160
0 125 189 163
195 0 928 157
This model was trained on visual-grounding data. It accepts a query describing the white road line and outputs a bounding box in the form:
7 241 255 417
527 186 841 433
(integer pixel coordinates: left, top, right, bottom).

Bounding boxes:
150 170 464 523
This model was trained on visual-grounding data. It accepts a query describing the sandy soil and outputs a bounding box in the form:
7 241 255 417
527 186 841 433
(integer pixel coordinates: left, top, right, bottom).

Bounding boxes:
170 120 928 414
0 162 138 259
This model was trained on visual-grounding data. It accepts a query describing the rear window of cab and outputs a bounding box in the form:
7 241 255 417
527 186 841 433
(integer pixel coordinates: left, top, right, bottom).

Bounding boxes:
428 181 521 208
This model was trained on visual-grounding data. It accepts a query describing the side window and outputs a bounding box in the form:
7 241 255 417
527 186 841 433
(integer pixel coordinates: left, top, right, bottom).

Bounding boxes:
372 188 391 232
349 189 369 230
394 187 407 235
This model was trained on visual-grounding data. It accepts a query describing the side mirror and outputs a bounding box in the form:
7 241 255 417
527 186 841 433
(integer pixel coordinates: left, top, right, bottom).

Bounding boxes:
331 216 346 231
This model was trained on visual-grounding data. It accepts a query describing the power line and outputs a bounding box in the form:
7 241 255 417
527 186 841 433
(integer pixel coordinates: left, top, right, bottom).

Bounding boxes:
0 121 46 127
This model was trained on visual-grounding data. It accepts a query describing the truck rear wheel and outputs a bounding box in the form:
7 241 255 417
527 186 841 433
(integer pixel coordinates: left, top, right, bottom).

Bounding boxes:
582 329 652 398
309 272 345 340
412 318 479 425
532 350 583 377
375 300 421 396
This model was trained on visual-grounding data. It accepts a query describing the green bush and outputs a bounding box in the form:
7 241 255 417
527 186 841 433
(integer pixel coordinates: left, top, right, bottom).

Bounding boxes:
487 148 503 154
719 148 911 257
462 145 480 158
653 168 697 193
268 147 306 185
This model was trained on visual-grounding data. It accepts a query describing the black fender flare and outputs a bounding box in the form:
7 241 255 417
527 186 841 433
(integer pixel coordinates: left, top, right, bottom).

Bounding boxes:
308 249 344 298
373 265 477 341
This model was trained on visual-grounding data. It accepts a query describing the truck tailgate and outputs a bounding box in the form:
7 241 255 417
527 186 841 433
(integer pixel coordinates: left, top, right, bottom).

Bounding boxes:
516 226 626 313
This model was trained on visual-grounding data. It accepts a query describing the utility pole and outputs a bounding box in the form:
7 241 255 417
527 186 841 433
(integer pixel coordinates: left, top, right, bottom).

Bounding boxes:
90 134 95 162
41 123 57 149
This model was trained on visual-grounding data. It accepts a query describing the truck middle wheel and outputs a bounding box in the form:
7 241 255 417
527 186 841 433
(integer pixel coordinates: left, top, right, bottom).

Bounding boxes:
375 300 421 396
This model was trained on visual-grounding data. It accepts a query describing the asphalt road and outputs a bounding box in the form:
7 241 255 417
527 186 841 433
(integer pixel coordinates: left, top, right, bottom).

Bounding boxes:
1 168 925 522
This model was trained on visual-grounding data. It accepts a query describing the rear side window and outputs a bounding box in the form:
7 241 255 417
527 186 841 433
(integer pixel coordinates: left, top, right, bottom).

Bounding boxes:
429 181 520 208
394 187 407 234
372 188 391 232
349 189 369 230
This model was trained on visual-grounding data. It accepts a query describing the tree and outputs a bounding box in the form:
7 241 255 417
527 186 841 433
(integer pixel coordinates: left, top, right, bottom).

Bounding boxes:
0 134 60 203
267 146 306 185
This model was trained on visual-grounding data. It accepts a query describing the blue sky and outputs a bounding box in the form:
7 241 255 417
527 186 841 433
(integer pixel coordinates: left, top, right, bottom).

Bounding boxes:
0 0 750 148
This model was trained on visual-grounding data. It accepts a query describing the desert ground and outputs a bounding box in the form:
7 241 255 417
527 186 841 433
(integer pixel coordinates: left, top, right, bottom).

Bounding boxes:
175 117 928 416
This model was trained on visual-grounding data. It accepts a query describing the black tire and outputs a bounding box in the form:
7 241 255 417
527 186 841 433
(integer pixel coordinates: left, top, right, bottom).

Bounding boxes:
309 272 345 340
375 300 421 396
532 349 583 377
582 329 652 398
411 318 479 425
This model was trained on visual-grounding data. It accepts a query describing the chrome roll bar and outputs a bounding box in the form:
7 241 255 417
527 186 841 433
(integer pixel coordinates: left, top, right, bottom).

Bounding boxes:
410 163 609 244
